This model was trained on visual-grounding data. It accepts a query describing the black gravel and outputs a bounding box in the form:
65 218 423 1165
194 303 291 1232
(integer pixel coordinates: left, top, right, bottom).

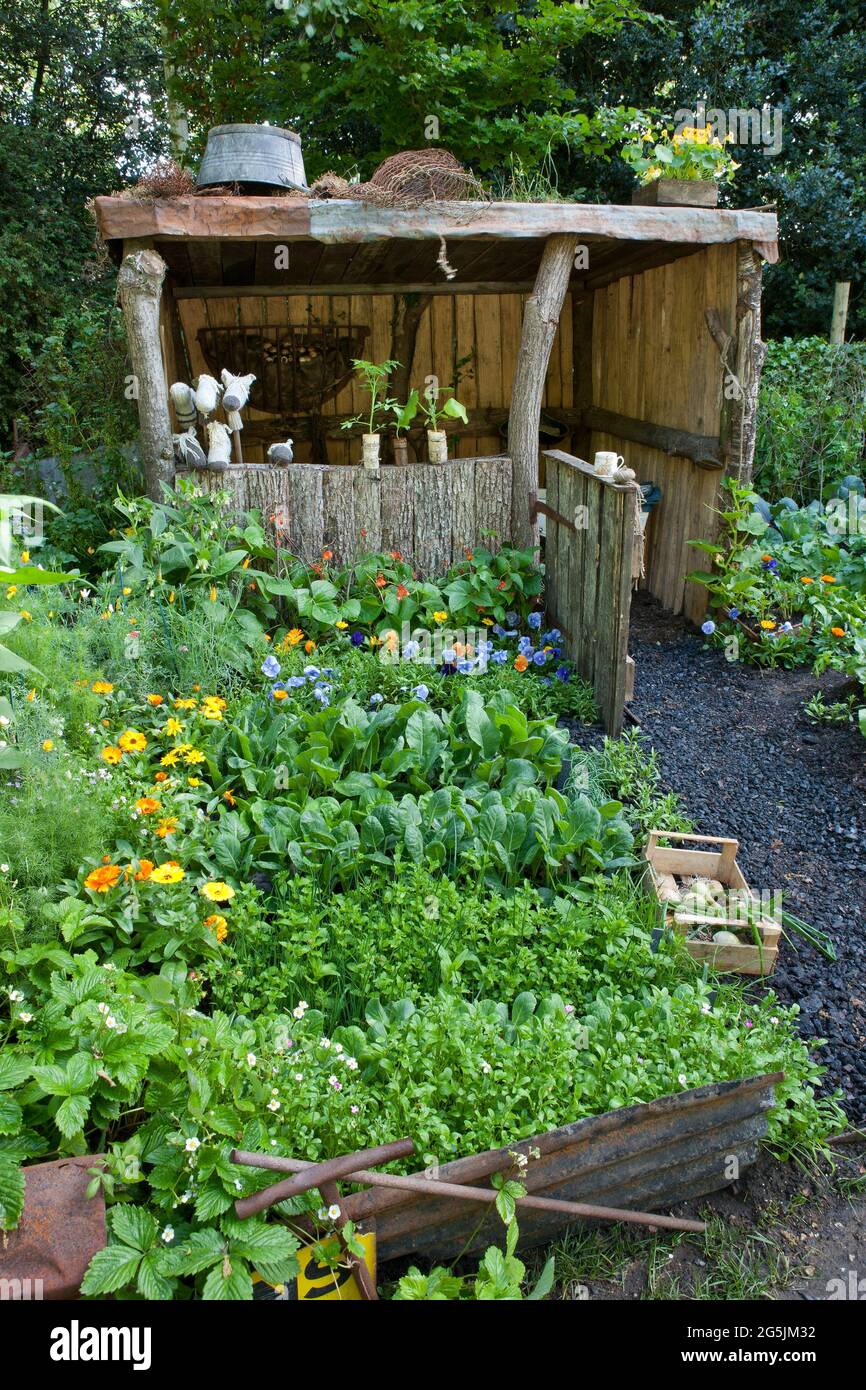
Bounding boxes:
570 591 866 1127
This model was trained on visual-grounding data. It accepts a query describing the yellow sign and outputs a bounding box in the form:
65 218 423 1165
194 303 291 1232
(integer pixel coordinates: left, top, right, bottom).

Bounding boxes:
296 1231 377 1301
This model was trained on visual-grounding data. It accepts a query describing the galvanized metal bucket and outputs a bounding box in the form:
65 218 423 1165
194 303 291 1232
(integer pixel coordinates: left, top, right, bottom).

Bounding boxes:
197 124 307 191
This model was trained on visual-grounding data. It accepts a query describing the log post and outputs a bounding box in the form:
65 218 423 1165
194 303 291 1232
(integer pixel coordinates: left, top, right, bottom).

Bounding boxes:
705 241 767 484
508 235 578 547
118 244 175 500
830 281 851 345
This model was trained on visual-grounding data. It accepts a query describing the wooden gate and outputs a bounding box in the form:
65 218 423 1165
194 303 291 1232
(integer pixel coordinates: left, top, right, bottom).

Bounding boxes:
539 450 636 736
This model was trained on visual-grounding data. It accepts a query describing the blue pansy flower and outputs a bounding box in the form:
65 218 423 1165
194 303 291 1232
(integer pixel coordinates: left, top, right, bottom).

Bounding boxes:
350 631 365 646
555 666 570 683
492 624 506 637
412 684 429 701
287 675 306 689
369 692 384 705
304 665 320 680
505 612 519 628
492 650 508 665
442 647 457 664
701 620 716 636
727 607 740 620
528 611 542 630
262 655 281 679
457 659 474 674
533 650 548 666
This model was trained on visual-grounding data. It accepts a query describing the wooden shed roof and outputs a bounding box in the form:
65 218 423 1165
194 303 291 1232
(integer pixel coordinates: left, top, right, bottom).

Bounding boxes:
94 196 778 295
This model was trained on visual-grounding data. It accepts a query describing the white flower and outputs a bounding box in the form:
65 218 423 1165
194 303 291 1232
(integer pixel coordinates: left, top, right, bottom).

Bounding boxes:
294 1072 304 1082
0 715 8 727
97 1001 110 1015
17 1012 33 1024
246 1053 257 1067
319 1037 331 1050
564 1003 574 1015
292 1000 308 1019
333 1042 343 1054
0 864 8 873
678 1073 688 1087
105 1015 117 1029
271 1087 279 1096
701 1002 711 1014
184 1137 200 1152
8 989 23 1003
115 1022 127 1035
480 1060 492 1074
267 1099 281 1112
327 1204 341 1221
344 1056 358 1071
317 1206 328 1220
161 1225 175 1243
770 1016 779 1025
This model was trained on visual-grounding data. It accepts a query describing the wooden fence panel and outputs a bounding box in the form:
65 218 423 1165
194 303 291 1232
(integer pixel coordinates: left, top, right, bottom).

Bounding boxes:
541 450 635 736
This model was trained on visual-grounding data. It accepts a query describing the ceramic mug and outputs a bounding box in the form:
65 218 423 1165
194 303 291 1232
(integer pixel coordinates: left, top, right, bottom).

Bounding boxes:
593 450 624 477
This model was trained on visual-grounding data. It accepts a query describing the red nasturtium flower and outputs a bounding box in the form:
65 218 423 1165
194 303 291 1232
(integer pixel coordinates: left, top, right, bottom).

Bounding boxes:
375 573 387 588
396 583 409 599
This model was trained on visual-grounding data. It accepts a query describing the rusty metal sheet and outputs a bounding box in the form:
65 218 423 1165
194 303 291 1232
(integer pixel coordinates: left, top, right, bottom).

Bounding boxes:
340 1072 783 1262
0 1156 106 1299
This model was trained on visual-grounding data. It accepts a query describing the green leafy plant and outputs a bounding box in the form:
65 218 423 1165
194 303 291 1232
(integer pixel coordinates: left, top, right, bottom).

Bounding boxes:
339 358 399 435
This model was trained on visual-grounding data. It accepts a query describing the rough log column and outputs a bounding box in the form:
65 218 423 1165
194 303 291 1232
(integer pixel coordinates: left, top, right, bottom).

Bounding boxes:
706 241 767 484
118 243 175 500
508 235 579 547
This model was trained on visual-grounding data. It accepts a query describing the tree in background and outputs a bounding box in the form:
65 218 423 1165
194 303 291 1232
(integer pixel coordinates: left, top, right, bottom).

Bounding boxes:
0 0 167 446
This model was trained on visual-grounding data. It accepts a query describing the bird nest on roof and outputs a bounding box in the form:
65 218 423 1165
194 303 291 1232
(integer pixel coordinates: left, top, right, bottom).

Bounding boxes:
311 148 488 210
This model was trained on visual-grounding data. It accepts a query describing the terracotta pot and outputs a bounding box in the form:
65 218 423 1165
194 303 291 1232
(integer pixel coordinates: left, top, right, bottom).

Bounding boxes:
427 429 448 464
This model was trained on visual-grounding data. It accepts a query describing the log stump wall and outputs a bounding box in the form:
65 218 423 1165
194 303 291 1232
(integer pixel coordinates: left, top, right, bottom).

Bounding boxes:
183 455 513 573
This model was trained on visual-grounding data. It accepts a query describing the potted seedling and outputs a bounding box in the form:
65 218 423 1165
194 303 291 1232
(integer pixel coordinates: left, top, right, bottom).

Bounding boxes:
340 357 399 469
419 382 469 463
389 389 420 465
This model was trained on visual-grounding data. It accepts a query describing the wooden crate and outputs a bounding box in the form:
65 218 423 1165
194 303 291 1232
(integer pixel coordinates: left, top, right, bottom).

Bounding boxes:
644 831 781 976
631 179 719 207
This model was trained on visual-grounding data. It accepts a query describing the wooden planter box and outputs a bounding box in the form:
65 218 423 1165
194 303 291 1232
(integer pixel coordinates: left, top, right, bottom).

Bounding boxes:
644 831 781 976
632 179 719 208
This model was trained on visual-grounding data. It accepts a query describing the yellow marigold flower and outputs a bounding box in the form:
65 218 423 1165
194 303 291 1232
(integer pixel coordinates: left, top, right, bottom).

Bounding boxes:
760 619 776 630
209 586 217 602
19 550 29 563
19 610 32 622
163 717 184 737
368 635 381 648
200 706 223 722
118 729 147 753
135 796 161 815
146 694 164 707
85 864 122 893
203 696 227 711
242 556 251 569
123 587 132 596
433 611 448 623
285 628 304 647
92 680 114 694
101 746 122 765
273 689 288 701
481 617 494 626
160 748 181 767
182 748 206 766
174 698 197 710
205 913 228 942
335 620 348 630
168 592 176 604
200 881 235 903
192 684 201 692
151 861 185 884
42 739 54 752
6 586 17 598
154 817 179 839
188 776 201 787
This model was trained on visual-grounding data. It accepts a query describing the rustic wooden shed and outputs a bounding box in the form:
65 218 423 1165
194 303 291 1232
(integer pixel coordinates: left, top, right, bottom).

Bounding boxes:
95 192 777 728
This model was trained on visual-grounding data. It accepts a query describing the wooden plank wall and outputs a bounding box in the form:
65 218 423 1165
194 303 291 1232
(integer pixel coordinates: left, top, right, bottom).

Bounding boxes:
175 291 573 470
589 244 737 623
543 450 635 737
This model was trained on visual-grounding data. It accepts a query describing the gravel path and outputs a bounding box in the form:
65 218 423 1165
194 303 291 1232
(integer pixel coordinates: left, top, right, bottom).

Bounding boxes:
619 592 866 1127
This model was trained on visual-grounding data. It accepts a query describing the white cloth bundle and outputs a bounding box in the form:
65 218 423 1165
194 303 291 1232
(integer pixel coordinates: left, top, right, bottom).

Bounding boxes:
221 369 256 413
170 381 198 431
267 438 294 466
173 428 207 470
194 374 222 417
206 420 232 469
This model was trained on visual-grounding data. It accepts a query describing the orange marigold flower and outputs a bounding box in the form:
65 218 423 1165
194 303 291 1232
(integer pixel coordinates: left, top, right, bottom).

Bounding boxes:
205 913 228 942
91 680 114 694
285 628 303 647
135 797 161 815
118 729 147 753
304 639 316 654
273 689 288 701
390 550 403 561
514 654 529 672
322 549 333 561
800 577 814 584
146 694 164 706
101 746 122 765
85 864 121 893
134 859 155 881
830 626 846 637
820 575 837 584
154 770 168 783
223 789 236 807
154 817 179 839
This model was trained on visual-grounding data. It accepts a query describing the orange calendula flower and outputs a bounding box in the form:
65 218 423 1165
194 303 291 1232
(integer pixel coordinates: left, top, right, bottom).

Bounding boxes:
85 864 121 893
154 770 168 783
760 620 776 630
514 654 529 672
101 746 122 765
92 680 114 694
135 797 161 815
154 817 179 839
820 575 836 584
830 626 846 637
285 628 304 647
118 729 147 753
146 694 164 707
223 789 236 807
201 881 235 903
151 861 184 884
304 639 316 654
205 913 228 942
134 859 155 881
800 577 814 585
273 689 288 701
322 549 333 562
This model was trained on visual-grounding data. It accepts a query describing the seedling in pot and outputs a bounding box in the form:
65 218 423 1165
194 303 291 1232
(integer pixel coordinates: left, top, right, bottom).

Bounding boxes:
418 382 468 462
340 358 400 468
389 389 420 464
